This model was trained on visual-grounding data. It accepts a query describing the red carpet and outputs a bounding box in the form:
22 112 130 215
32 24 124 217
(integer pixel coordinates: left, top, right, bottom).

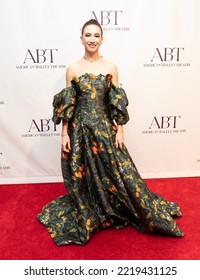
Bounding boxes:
0 177 199 260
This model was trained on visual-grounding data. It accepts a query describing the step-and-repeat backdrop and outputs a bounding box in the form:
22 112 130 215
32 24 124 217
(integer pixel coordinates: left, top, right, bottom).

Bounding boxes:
1 0 200 184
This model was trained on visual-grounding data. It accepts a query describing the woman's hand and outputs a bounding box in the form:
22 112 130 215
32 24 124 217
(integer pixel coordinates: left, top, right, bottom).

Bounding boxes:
61 133 71 153
115 125 124 149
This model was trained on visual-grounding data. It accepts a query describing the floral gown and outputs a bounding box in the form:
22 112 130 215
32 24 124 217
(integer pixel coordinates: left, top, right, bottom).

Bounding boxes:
37 73 184 245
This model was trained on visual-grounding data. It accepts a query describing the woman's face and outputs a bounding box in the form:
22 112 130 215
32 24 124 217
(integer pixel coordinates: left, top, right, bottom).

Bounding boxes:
81 24 103 53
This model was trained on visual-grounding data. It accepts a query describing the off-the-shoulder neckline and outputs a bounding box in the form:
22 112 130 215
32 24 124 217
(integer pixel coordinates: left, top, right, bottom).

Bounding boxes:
73 73 111 80
65 73 120 89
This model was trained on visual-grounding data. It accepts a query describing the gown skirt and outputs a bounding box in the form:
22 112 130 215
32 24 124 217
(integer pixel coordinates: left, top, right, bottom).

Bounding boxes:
37 73 184 245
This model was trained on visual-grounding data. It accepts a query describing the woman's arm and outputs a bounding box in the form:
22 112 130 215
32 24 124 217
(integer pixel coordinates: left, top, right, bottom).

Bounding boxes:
111 64 125 149
61 66 74 153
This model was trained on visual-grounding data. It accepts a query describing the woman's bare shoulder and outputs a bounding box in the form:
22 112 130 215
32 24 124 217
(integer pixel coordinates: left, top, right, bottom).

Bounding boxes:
67 59 82 74
102 58 117 69
66 59 82 86
102 58 118 85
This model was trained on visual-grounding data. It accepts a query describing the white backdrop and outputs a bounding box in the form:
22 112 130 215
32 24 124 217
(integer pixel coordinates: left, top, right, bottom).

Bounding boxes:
0 0 200 184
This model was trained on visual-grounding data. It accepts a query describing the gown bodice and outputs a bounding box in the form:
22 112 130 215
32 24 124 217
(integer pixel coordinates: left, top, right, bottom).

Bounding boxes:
74 73 110 119
52 73 130 126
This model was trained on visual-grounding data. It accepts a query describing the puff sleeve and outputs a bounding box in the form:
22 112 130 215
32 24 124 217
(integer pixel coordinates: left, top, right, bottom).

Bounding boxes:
52 84 77 125
108 82 130 125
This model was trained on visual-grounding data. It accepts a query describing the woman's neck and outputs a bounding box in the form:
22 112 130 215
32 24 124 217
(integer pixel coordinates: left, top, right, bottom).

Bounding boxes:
83 53 101 62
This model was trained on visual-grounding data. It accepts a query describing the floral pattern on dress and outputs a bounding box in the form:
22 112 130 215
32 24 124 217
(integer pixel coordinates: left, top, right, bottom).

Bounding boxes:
37 73 184 246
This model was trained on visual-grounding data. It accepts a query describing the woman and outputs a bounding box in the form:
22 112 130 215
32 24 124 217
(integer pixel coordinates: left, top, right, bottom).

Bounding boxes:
37 19 184 245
